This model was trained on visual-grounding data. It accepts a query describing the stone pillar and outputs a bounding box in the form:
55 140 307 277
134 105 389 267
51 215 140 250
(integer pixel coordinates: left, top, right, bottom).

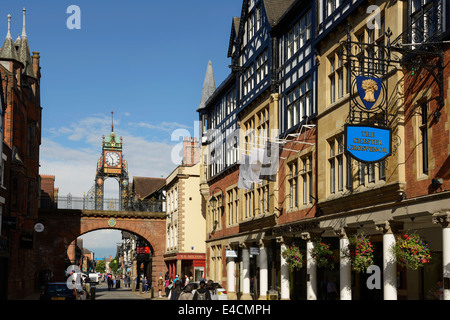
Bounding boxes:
376 221 402 300
258 240 269 300
301 232 317 300
336 228 352 300
241 243 252 300
277 237 290 300
226 245 237 300
433 211 450 300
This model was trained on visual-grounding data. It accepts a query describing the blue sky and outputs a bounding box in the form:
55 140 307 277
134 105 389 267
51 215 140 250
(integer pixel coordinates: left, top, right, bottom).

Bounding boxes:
2 0 242 195
2 0 242 258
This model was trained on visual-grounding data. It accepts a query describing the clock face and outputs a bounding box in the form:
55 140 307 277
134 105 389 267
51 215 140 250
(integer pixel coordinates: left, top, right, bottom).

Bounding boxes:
105 151 121 167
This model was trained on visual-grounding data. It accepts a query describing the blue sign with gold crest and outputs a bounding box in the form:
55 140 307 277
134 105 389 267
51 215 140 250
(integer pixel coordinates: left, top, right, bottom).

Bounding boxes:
356 76 382 110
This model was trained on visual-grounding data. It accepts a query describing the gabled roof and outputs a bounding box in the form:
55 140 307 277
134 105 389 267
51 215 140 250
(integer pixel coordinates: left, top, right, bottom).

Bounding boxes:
263 0 297 27
227 17 241 58
132 176 166 200
233 0 296 58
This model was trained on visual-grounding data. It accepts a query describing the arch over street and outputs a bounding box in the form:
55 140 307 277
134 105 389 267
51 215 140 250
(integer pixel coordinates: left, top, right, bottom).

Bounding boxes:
36 208 166 289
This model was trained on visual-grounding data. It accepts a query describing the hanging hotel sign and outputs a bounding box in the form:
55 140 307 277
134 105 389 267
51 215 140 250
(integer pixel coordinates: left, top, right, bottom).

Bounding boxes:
344 74 392 163
345 124 391 163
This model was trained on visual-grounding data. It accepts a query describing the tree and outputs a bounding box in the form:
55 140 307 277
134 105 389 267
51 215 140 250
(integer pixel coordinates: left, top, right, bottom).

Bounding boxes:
109 256 119 274
95 260 106 273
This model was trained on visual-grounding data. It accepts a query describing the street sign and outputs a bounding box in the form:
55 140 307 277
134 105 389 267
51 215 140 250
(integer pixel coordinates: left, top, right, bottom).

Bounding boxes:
345 124 391 163
225 250 238 258
34 223 44 233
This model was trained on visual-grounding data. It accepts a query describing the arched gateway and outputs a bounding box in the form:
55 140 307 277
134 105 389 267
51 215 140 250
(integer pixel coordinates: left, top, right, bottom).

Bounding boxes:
36 208 166 288
36 116 167 288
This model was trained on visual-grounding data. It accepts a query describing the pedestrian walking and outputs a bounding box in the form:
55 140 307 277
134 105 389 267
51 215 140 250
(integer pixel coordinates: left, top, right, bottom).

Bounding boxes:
319 277 328 300
327 277 338 300
164 276 170 297
184 274 190 287
178 283 195 300
206 280 218 300
193 280 211 300
168 280 182 300
158 276 164 298
142 276 148 293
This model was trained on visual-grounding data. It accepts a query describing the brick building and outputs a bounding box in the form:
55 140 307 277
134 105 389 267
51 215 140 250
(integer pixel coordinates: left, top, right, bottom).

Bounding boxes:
0 9 42 299
39 175 58 209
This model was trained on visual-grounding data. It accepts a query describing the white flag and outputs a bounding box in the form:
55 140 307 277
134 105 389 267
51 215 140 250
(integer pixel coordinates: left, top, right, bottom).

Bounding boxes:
259 142 280 181
238 154 252 190
249 148 264 184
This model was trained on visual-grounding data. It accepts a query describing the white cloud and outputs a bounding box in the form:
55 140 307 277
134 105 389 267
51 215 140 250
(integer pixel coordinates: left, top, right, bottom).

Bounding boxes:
40 115 182 198
129 121 193 133
79 229 123 259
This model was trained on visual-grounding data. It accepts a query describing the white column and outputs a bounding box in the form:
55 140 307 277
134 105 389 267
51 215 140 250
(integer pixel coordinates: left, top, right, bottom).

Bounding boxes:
278 237 290 300
339 230 352 300
226 255 236 300
376 221 397 300
302 232 317 300
259 241 268 300
443 226 450 300
433 211 450 300
241 244 252 300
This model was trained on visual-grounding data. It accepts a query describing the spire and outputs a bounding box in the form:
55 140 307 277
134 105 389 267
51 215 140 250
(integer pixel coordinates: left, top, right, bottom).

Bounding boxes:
18 8 35 78
6 14 12 39
0 14 20 61
111 110 114 132
21 8 27 38
197 60 216 111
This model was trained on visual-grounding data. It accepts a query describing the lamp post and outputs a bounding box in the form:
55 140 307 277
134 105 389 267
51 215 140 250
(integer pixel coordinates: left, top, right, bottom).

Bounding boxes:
208 186 224 208
208 186 224 237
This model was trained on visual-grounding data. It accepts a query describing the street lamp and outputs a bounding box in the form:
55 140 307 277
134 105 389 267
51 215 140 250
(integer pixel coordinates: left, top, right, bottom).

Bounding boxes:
208 186 224 208
208 187 224 238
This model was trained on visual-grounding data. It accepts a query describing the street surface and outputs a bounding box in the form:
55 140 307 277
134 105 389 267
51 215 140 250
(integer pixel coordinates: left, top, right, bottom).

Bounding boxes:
23 281 167 301
92 281 164 300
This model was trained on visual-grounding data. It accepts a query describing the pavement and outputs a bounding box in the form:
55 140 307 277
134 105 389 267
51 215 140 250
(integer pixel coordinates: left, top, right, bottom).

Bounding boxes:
20 281 169 301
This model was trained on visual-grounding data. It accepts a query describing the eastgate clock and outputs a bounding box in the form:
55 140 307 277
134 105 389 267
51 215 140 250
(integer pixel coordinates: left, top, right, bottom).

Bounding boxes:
105 151 121 167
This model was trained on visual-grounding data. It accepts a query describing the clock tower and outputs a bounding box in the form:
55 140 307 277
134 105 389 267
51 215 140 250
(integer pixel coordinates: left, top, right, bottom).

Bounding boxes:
94 112 130 210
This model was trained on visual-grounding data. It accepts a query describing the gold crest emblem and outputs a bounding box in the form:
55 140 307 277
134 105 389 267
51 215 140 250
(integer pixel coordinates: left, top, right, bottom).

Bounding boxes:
361 79 379 103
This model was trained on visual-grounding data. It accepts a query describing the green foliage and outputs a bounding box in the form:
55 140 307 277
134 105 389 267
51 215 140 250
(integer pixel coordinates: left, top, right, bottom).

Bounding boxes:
310 239 335 270
281 245 304 271
95 260 106 273
393 232 431 270
344 233 374 273
109 257 119 274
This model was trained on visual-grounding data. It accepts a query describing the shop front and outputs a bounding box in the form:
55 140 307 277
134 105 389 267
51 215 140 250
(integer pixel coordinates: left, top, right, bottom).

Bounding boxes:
164 253 206 283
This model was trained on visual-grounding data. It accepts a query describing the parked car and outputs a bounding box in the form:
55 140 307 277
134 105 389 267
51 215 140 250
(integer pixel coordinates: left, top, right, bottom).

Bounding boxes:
40 282 81 300
88 272 99 284
190 281 228 300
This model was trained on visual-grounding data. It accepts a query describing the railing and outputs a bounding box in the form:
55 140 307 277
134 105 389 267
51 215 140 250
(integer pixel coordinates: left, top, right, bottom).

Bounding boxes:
39 195 166 212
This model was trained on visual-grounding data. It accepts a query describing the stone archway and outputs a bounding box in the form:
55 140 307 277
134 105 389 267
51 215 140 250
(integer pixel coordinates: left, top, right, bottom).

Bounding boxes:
36 208 166 289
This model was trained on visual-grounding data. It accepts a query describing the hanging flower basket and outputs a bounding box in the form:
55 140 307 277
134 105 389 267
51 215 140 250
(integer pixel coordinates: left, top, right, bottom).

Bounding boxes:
343 233 375 273
393 232 431 270
281 245 304 271
310 240 335 270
